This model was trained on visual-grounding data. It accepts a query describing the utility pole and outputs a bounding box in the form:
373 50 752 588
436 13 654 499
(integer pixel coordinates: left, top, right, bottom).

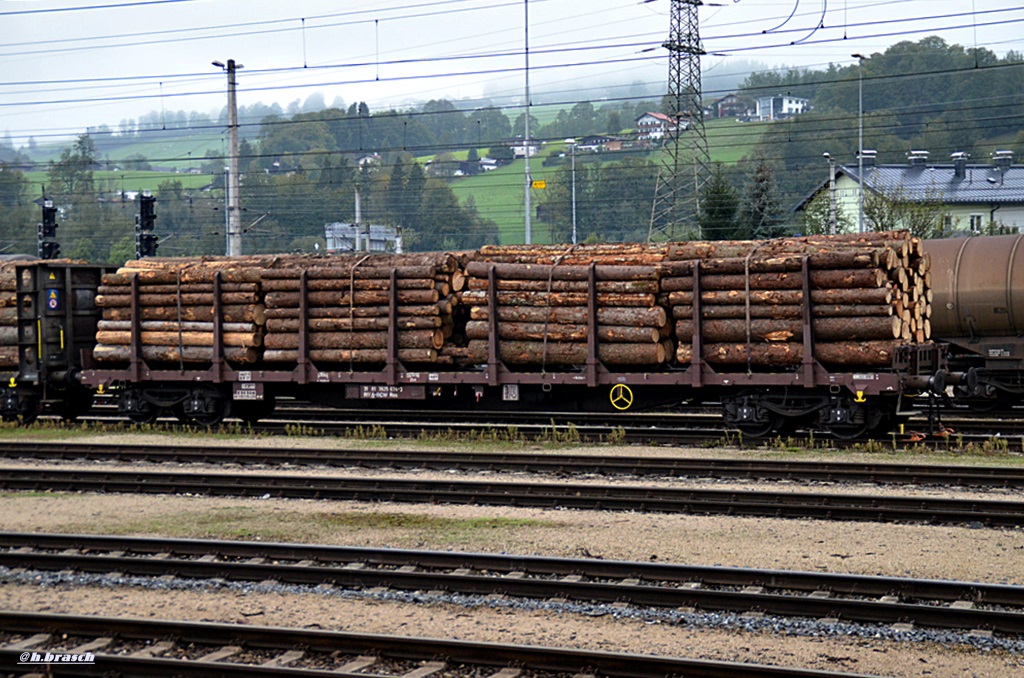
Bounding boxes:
649 0 710 242
213 59 243 255
823 153 837 235
523 0 532 245
853 54 867 233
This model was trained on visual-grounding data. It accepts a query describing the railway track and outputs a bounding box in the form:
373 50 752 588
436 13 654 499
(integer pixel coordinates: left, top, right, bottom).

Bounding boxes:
1 466 1023 527
0 611 865 678
2 440 1023 489
2 533 1022 638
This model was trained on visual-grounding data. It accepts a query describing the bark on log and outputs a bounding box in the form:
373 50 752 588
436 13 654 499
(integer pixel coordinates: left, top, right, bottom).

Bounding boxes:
102 269 262 285
672 304 893 320
93 345 258 364
97 321 257 333
262 348 438 363
263 303 445 320
264 289 439 308
464 261 660 281
97 292 259 307
469 305 668 328
466 278 659 294
460 290 656 308
96 283 258 295
263 329 444 351
100 304 266 325
95 330 262 348
676 341 898 367
674 316 901 343
660 268 888 292
0 326 17 344
265 316 441 332
464 321 662 343
465 340 669 366
667 287 893 306
656 249 889 276
260 277 438 292
0 346 17 369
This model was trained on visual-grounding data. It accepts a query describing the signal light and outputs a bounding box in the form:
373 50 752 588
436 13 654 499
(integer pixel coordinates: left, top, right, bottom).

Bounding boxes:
40 241 60 259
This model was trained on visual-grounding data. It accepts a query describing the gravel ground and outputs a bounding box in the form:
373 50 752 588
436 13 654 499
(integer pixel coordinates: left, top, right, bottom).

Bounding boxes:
1 432 1024 677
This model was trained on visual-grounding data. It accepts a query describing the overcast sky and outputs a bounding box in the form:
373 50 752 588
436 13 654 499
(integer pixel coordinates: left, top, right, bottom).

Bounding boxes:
1 0 1022 147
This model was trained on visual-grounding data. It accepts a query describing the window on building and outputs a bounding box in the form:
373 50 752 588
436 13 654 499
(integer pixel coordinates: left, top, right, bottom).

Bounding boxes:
969 214 983 233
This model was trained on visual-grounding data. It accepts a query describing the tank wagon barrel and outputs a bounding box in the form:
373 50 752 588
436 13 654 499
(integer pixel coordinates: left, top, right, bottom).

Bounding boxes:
922 234 1024 409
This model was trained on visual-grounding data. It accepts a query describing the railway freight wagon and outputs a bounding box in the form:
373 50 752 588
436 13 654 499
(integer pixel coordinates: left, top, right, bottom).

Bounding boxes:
69 231 944 438
926 233 1024 410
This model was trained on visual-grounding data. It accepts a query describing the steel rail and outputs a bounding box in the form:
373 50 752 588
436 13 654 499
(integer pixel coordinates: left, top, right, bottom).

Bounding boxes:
1 467 1023 527
0 440 1022 488
0 533 1022 636
0 611 872 678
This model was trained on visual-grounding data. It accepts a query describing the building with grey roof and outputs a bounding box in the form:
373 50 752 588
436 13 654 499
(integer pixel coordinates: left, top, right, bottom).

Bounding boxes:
794 150 1024 234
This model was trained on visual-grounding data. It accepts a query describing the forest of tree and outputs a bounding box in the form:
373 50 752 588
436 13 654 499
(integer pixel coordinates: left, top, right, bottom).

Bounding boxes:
0 36 1021 260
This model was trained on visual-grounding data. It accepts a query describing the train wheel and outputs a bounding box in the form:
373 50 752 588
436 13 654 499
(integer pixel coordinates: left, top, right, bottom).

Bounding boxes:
127 404 160 425
182 388 231 427
735 418 781 438
2 396 40 424
822 398 889 439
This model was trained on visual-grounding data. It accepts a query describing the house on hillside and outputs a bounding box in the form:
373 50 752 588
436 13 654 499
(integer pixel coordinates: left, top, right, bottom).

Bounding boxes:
635 112 679 141
511 141 540 159
793 150 1024 233
756 95 810 121
713 94 752 119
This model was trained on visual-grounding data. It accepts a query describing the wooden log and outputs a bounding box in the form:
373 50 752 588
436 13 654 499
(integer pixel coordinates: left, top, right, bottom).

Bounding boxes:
97 321 257 333
466 278 660 294
660 268 888 292
96 330 262 348
656 249 889 276
676 341 897 367
464 321 662 343
260 264 440 280
263 304 444 320
263 329 444 351
465 340 668 366
97 292 259 307
264 289 439 308
0 326 17 344
0 345 17 369
102 268 262 285
265 316 441 333
674 316 901 343
667 287 893 306
96 283 258 295
672 304 893 320
93 345 258 364
469 305 668 328
464 261 660 281
260 277 438 292
100 304 266 325
262 348 438 363
460 290 656 308
665 232 911 261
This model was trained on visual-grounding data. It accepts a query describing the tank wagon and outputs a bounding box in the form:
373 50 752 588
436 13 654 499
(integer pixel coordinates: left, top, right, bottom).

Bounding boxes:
926 233 1024 410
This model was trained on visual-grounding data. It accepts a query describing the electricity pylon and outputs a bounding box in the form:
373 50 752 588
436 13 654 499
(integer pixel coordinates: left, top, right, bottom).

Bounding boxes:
648 0 711 242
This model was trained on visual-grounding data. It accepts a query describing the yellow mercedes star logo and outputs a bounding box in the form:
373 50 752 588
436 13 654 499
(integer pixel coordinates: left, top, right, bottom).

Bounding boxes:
609 384 634 411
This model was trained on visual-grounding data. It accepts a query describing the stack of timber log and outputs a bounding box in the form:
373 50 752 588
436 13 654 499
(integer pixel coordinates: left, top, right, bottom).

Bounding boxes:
93 256 278 365
259 252 464 365
665 231 930 367
458 255 673 368
0 261 21 369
